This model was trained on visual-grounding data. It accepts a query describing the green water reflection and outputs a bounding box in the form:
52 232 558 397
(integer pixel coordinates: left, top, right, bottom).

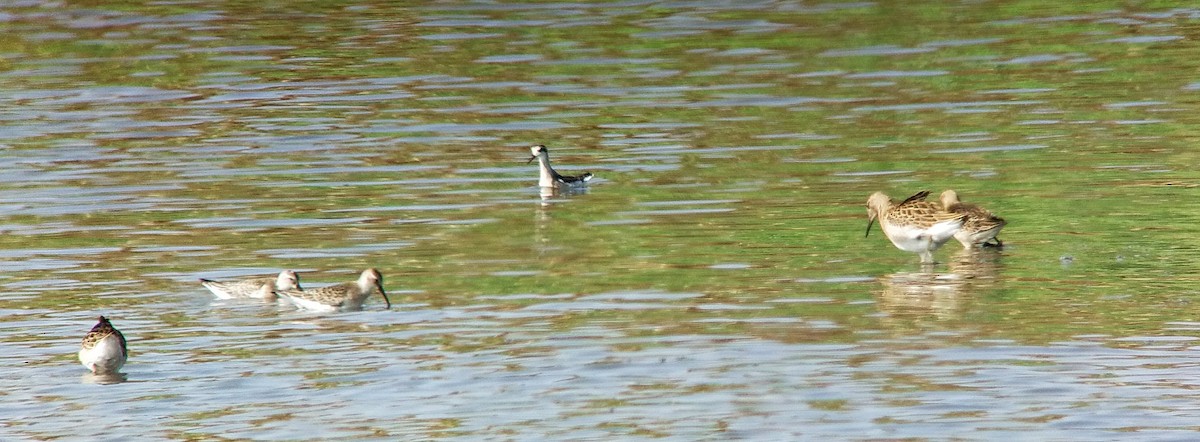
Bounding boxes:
3 0 1200 439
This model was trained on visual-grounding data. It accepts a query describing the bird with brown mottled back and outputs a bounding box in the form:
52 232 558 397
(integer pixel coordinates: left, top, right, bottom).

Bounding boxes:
866 190 967 264
79 316 127 374
939 190 1006 249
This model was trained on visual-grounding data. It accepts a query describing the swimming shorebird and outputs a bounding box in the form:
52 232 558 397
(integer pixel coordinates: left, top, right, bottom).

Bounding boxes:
79 316 128 375
866 190 967 264
200 270 302 300
527 144 593 189
275 268 391 312
939 190 1006 249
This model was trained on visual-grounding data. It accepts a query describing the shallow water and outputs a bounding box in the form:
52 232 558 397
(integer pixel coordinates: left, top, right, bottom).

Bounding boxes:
4 1 1200 440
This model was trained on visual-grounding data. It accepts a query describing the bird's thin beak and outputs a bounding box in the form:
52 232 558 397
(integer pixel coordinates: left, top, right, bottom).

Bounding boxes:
376 282 391 309
526 155 537 164
865 216 876 238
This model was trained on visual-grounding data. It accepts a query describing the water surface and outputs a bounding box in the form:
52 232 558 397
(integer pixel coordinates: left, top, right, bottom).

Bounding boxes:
3 1 1200 440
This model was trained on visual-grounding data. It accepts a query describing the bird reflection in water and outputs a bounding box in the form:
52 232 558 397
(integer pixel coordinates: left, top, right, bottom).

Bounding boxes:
876 248 1004 324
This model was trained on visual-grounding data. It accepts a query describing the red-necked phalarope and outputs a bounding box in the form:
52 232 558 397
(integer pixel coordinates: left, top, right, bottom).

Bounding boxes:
527 144 593 189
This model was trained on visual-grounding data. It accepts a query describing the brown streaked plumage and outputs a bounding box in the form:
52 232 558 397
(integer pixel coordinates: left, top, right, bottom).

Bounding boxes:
939 190 1006 249
276 268 391 312
866 190 967 264
79 316 127 375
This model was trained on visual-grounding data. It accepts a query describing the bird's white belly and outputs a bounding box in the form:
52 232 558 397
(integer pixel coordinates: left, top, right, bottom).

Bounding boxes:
882 221 959 253
80 335 126 373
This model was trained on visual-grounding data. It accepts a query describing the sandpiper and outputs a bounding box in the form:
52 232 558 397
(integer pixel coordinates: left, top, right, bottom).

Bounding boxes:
527 144 593 188
866 190 967 264
276 268 391 312
939 190 1006 249
79 316 127 375
200 270 302 300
